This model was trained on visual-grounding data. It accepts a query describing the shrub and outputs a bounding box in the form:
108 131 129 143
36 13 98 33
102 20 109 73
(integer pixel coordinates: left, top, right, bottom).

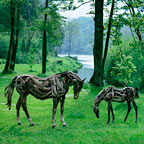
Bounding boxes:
105 40 143 88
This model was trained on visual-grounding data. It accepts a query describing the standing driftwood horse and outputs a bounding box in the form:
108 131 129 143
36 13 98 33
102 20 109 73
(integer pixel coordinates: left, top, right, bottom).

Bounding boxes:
5 71 85 127
93 86 139 124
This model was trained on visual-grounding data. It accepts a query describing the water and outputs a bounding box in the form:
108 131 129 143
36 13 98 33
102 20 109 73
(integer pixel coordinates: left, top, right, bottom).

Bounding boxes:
59 54 94 82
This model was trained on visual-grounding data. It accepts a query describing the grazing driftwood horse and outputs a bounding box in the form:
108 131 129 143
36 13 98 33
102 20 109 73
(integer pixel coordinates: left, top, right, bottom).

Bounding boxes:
5 71 85 127
93 86 139 124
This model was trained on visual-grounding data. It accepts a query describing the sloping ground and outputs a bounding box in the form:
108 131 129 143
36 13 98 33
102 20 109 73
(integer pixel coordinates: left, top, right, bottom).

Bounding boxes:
0 56 82 77
0 82 143 144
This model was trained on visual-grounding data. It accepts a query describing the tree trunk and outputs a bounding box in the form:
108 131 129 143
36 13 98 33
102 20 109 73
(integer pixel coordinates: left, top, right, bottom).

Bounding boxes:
26 0 31 53
101 0 115 81
42 0 48 74
68 29 72 57
130 4 142 41
89 0 104 86
3 0 15 73
125 0 142 41
10 1 21 71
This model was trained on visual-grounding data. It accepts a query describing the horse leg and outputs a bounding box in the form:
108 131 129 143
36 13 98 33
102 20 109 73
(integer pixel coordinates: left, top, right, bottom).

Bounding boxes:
21 95 34 126
110 103 115 123
132 101 138 123
107 102 111 124
16 96 22 125
124 101 131 122
52 98 60 128
60 96 66 127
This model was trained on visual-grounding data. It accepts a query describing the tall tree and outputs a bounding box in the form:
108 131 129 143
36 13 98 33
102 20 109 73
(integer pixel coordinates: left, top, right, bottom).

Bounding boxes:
101 0 115 82
3 0 15 73
10 0 21 70
42 0 48 74
89 0 104 86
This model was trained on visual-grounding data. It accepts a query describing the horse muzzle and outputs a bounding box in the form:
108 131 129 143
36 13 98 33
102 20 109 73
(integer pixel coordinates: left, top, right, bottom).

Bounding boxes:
93 108 99 119
74 94 79 99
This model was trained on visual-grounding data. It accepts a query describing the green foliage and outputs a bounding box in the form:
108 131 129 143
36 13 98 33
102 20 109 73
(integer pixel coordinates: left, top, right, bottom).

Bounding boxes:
0 0 66 64
0 0 10 31
0 35 9 59
27 47 36 71
121 0 144 35
0 59 6 64
105 40 144 88
111 53 136 86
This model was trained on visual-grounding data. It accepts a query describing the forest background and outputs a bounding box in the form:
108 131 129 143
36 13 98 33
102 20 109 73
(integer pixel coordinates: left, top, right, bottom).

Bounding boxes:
0 0 143 89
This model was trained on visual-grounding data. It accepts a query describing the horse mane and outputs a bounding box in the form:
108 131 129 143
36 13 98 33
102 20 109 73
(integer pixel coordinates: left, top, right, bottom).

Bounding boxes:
57 71 82 81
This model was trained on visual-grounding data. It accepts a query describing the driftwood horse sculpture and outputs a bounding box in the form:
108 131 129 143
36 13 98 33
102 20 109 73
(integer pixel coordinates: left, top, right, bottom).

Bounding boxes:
5 71 85 127
93 86 139 124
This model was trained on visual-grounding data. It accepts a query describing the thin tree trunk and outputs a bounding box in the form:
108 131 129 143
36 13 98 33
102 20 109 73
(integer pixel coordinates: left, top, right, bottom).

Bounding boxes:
89 0 104 86
3 0 15 73
124 0 142 41
68 29 71 57
101 0 115 80
130 5 142 41
42 0 48 74
26 0 31 53
10 1 21 71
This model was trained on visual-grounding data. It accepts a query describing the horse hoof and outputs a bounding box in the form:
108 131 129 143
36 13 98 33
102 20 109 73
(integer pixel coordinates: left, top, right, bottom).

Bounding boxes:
18 122 21 125
52 125 56 128
31 123 35 126
63 124 67 127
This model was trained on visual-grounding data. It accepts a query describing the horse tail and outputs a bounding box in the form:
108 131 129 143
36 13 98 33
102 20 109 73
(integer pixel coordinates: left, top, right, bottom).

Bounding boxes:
5 76 17 110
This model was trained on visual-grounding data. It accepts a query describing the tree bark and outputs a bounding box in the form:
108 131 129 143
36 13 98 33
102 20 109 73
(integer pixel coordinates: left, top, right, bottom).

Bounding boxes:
26 0 31 53
89 0 104 86
3 0 15 73
42 0 48 74
101 0 115 81
10 1 21 71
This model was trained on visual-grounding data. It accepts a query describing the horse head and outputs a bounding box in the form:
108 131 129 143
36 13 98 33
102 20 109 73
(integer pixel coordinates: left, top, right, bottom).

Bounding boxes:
73 78 86 99
93 106 99 119
59 71 86 99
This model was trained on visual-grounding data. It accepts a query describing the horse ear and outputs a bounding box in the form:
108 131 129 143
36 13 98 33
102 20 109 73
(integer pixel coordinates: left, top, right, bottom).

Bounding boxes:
82 78 86 82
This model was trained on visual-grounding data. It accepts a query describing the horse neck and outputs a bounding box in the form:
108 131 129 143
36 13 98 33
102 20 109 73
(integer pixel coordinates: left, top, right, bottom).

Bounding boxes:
94 88 106 109
94 96 103 109
63 77 75 89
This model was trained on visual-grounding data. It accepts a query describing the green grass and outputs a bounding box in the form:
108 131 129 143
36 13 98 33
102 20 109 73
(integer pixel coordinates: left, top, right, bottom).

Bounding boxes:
0 56 82 77
0 59 144 144
0 80 144 144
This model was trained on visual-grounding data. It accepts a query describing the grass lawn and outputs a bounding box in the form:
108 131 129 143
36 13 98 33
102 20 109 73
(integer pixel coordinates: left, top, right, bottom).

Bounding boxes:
0 79 144 144
0 56 82 77
0 59 144 144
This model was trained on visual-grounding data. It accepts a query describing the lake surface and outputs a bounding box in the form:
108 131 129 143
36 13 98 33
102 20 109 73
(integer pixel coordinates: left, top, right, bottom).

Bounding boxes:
59 54 94 82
